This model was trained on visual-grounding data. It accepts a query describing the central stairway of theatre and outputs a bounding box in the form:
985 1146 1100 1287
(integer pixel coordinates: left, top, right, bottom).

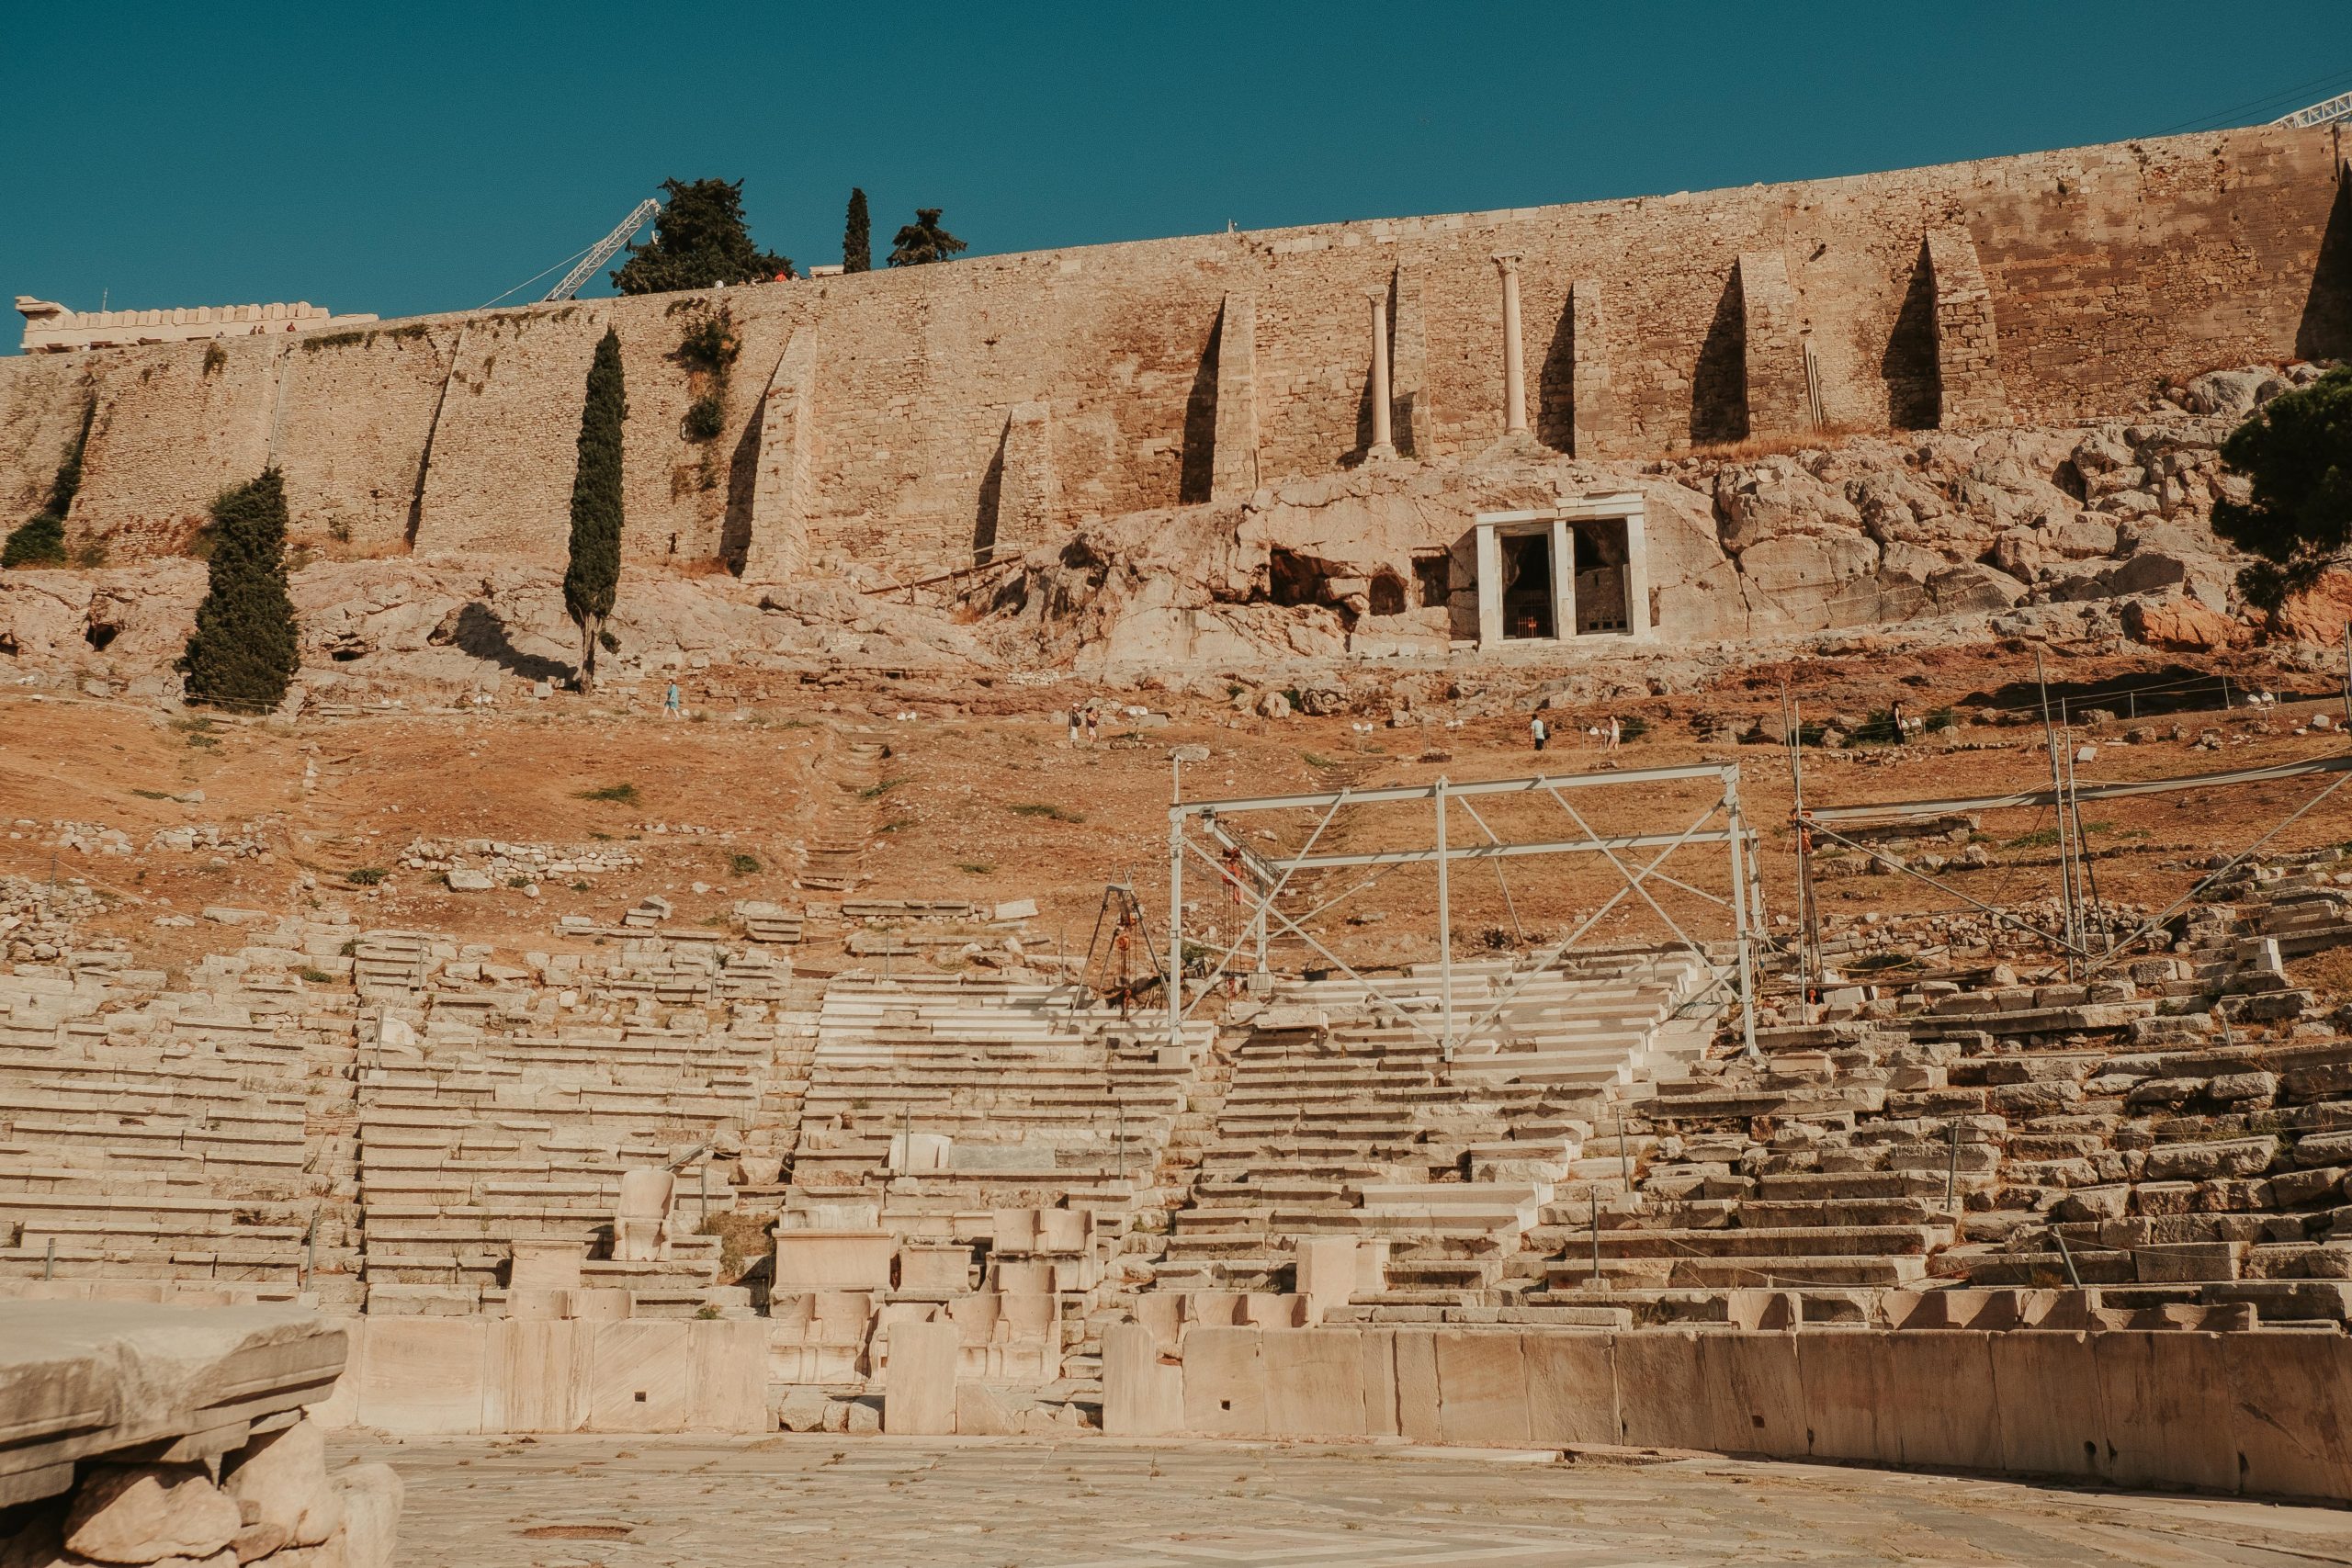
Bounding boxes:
1157 950 1724 1305
789 974 1217 1225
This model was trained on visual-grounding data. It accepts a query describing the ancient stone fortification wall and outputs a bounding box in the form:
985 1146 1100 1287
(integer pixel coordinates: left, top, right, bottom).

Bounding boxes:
5 126 2341 576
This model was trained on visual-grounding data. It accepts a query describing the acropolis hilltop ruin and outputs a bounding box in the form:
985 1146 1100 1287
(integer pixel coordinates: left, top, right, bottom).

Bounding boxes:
5 112 2352 1564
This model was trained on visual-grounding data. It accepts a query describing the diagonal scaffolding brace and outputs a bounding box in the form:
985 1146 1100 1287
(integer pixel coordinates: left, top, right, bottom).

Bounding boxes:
1167 764 1757 1059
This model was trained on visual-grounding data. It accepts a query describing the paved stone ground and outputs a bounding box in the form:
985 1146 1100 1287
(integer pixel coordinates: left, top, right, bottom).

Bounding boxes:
332 1435 2351 1567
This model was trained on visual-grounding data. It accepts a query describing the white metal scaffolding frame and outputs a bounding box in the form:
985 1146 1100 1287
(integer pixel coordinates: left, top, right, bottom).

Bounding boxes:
1163 763 1762 1060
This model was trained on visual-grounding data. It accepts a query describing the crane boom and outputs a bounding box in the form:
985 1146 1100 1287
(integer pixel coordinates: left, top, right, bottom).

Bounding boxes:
2275 91 2352 130
543 198 662 303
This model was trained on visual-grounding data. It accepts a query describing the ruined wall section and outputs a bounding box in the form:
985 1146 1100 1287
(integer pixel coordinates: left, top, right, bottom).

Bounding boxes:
786 252 1231 579
0 354 94 523
69 335 283 552
272 324 465 554
1967 132 2330 408
410 306 605 558
11 126 2335 576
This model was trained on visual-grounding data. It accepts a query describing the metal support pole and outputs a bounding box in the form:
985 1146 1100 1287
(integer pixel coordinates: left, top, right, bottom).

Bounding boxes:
1724 769 1758 1060
1616 1108 1632 1188
1117 1100 1127 1184
43 1237 55 1280
1945 1120 1960 1208
2052 1226 2085 1290
1589 1189 1601 1286
2033 648 2078 979
1168 808 1185 1052
1434 776 1453 1056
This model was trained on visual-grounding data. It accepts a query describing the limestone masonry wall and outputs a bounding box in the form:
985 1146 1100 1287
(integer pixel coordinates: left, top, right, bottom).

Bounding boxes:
4 126 2342 578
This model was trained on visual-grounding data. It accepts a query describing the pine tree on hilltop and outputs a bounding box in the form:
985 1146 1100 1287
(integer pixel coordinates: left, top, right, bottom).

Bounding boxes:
844 187 872 274
612 178 794 295
180 468 299 710
564 329 627 692
888 208 967 267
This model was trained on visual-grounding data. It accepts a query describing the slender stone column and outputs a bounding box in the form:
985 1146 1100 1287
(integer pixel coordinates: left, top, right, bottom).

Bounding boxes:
1366 290 1395 459
1495 254 1527 437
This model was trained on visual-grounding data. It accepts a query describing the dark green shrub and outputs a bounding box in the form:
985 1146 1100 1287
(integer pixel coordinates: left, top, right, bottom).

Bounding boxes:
683 393 725 442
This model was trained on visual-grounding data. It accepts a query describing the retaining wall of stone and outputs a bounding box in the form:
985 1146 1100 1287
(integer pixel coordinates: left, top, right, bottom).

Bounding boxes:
307 1315 772 1435
1103 1323 2352 1504
3 126 2344 577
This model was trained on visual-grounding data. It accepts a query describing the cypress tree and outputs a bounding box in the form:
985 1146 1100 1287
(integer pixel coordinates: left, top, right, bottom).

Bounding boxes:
844 188 872 274
564 328 627 692
180 468 300 710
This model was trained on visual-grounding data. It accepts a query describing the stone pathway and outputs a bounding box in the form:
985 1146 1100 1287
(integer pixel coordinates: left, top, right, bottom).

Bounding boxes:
331 1435 2352 1568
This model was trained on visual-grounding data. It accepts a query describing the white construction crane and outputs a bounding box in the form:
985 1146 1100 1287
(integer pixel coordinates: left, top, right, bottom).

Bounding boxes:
2275 91 2352 130
543 197 662 303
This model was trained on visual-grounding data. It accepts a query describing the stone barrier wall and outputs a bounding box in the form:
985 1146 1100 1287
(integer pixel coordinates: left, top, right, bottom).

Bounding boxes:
1104 1324 2352 1505
0 126 2342 578
308 1315 772 1435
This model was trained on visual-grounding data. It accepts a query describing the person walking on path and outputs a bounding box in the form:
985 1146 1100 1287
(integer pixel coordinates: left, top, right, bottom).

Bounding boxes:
1084 706 1101 747
1530 714 1548 753
663 681 684 719
1068 707 1082 745
1605 714 1622 753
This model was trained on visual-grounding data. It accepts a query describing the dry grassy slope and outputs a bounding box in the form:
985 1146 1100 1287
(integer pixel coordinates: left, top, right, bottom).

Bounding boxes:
2 636 2346 979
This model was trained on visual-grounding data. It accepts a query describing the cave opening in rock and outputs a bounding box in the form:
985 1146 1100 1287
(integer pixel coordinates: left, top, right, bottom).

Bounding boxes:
84 623 118 651
1368 572 1408 616
1265 547 1324 608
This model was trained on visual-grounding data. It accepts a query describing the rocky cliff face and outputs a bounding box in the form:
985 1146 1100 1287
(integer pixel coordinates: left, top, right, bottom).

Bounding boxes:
966 366 2335 672
0 367 2341 705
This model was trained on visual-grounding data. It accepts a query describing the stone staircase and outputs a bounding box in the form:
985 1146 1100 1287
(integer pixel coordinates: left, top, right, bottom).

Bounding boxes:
1156 948 1724 1306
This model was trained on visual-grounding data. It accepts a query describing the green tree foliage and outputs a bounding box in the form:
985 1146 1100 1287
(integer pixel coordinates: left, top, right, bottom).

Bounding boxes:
180 468 300 710
844 187 872 274
2213 367 2352 611
888 208 967 267
564 329 627 690
612 178 793 296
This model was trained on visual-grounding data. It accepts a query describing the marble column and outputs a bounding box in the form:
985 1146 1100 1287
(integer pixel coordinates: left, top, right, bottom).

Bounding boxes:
1475 523 1503 649
1495 254 1527 437
1550 517 1577 640
1366 290 1395 459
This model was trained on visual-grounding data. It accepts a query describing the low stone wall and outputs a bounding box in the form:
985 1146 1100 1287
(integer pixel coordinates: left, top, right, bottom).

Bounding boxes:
1104 1324 2352 1505
308 1316 770 1435
0 1301 401 1566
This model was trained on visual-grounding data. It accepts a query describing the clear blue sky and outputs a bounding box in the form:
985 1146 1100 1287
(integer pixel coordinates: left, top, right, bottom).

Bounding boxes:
3 1 2345 345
